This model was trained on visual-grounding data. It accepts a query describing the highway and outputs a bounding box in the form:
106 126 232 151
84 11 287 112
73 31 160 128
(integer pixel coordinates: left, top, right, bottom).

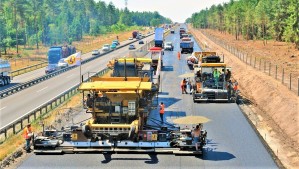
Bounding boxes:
17 26 278 169
0 35 154 129
0 38 149 91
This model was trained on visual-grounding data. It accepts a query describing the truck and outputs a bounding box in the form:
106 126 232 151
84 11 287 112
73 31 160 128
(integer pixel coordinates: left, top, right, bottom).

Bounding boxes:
192 61 236 102
46 45 76 74
180 37 194 54
179 28 186 38
154 27 164 48
149 47 164 72
132 31 138 39
33 57 207 155
0 59 11 86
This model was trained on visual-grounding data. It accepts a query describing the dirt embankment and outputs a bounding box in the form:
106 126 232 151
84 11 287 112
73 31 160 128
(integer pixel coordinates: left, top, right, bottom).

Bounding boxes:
188 26 299 169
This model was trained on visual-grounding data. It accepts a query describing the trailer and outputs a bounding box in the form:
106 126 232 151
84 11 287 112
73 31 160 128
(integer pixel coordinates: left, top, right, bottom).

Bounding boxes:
0 59 11 86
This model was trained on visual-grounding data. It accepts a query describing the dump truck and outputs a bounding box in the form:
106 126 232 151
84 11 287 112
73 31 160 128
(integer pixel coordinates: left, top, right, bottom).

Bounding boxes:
0 59 11 86
179 28 186 38
33 57 207 155
132 31 138 39
192 62 235 102
180 37 194 54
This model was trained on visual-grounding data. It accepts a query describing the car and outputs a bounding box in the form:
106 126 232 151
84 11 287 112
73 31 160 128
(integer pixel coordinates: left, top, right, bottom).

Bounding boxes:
138 40 144 44
170 30 175 34
57 58 68 68
102 44 110 51
112 40 120 45
91 50 100 56
128 44 136 50
128 37 133 40
111 43 117 50
45 64 58 74
164 42 174 51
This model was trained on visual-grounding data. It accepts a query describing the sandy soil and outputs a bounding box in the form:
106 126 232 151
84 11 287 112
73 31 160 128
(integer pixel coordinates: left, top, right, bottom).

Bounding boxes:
188 26 299 169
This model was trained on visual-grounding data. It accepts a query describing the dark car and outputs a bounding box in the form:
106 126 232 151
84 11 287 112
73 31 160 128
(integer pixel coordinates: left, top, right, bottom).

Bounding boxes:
129 44 136 50
138 40 144 44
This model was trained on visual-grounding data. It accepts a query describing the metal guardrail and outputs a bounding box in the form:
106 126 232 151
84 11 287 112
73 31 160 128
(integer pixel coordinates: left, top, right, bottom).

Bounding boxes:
0 68 109 142
10 61 48 77
0 34 153 99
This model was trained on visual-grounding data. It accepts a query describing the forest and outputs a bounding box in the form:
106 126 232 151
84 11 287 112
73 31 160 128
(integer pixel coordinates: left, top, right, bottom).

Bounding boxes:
0 0 171 56
188 0 299 48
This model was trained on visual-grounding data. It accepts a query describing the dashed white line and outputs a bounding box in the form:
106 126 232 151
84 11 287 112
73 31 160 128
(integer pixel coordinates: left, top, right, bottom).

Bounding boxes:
36 87 48 93
67 74 74 78
0 106 6 111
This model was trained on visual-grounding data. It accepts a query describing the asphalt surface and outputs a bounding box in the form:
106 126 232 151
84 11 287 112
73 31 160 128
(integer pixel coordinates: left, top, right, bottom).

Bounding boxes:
17 26 278 169
0 35 154 129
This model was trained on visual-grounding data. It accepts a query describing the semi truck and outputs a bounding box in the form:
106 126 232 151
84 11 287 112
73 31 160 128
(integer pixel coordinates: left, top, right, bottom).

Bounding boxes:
0 59 11 86
154 27 164 48
45 45 76 74
180 37 194 54
33 57 207 155
132 31 138 39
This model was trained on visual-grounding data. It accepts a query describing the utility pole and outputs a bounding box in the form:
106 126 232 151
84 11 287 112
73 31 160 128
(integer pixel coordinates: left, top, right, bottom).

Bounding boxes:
125 0 128 9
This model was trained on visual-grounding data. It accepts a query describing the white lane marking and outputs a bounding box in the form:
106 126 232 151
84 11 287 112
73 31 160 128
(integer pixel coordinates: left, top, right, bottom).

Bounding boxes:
67 74 74 78
36 87 48 93
0 106 6 111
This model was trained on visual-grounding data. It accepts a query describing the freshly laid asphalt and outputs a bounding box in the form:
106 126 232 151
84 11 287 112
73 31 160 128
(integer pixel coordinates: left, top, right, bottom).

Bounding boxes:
17 26 278 169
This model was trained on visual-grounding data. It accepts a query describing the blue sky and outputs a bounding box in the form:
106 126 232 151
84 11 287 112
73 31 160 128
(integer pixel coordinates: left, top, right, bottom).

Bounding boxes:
100 0 230 22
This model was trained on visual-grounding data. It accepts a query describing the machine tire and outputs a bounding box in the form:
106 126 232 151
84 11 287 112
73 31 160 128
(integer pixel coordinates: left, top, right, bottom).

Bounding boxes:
82 125 92 138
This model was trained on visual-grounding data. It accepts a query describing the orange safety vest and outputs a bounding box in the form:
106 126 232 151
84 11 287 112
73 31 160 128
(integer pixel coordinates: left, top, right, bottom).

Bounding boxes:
23 126 32 139
159 104 165 114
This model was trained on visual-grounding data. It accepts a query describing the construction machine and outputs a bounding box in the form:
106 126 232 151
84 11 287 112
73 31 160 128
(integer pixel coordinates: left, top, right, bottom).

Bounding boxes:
33 57 207 155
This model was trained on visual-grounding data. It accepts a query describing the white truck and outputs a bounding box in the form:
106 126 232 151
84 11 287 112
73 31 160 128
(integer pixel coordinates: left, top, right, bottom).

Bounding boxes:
0 59 11 86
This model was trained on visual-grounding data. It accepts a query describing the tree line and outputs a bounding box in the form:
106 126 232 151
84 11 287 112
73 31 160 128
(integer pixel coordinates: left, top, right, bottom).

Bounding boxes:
187 0 299 48
0 0 171 56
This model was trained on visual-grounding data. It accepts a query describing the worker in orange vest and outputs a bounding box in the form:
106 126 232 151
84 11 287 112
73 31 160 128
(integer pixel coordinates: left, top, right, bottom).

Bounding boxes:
159 102 165 123
23 124 33 152
177 51 181 60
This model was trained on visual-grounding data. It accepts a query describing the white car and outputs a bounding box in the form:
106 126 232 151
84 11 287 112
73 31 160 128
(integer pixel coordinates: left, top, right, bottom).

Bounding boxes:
57 58 68 68
164 42 174 51
92 50 100 56
102 44 110 52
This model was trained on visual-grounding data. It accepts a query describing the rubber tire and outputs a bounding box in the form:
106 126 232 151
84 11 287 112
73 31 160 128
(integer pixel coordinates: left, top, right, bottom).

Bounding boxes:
82 125 92 138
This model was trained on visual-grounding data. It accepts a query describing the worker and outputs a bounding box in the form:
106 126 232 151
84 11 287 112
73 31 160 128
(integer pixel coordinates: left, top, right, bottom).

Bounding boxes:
225 69 231 81
86 94 93 108
227 80 233 101
23 124 33 153
180 78 187 94
192 125 201 151
213 69 220 86
159 102 165 123
177 51 181 60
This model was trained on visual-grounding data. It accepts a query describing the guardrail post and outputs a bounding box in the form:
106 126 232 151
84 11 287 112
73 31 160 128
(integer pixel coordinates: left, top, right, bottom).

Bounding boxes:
13 124 16 134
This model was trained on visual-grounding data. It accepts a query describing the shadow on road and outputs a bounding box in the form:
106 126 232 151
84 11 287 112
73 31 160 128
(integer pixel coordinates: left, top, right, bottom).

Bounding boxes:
200 148 236 161
162 66 173 71
101 153 159 164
